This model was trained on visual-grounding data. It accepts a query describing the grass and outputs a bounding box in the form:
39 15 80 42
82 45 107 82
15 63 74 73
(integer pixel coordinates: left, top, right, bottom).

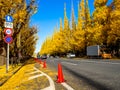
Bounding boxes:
0 64 22 86
0 62 33 90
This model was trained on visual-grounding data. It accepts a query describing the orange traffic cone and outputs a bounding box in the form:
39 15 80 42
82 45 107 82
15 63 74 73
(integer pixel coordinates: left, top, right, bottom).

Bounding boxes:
34 58 36 60
38 59 42 64
34 58 38 63
43 60 47 68
56 63 65 83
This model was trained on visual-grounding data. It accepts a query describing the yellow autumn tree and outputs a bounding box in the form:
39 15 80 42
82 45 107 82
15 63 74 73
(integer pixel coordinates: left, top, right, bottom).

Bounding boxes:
72 1 84 54
93 0 109 45
72 0 91 55
0 0 38 64
58 18 66 54
69 2 77 53
62 3 71 53
107 0 120 56
40 0 119 57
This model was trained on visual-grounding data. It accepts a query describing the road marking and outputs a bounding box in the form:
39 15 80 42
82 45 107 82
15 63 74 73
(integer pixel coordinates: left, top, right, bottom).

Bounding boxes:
62 62 77 65
28 74 43 80
28 70 40 74
34 67 55 90
97 61 120 65
81 60 120 65
41 86 53 90
61 82 74 90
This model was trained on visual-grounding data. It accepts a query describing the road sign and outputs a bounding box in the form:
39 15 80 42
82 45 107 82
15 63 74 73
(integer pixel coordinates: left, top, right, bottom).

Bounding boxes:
4 36 13 44
4 22 13 28
4 28 13 36
4 15 14 73
5 15 13 22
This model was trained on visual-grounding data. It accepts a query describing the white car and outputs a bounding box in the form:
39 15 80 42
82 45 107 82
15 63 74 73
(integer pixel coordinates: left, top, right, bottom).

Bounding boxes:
67 53 76 58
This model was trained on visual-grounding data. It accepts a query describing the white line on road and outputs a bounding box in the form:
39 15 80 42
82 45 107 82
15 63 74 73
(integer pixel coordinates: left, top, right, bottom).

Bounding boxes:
81 60 120 65
61 82 74 90
28 70 40 75
62 62 77 65
34 67 55 90
28 74 43 80
41 86 53 90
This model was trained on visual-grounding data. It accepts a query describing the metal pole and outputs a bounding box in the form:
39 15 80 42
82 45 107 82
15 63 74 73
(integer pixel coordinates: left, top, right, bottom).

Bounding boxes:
6 43 9 73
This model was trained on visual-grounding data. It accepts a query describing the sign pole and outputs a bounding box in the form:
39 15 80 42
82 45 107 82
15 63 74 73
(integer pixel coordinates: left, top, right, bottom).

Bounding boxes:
6 43 9 73
4 15 13 73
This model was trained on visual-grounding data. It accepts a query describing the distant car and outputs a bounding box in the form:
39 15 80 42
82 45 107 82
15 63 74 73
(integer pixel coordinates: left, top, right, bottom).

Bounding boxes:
55 56 59 58
67 53 75 58
41 55 47 59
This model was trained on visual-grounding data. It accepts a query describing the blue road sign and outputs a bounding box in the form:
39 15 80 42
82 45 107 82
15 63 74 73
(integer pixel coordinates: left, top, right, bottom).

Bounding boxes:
5 15 13 22
4 36 13 44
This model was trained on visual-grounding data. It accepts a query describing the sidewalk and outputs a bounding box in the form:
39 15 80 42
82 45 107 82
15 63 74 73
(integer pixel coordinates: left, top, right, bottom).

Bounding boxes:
0 59 66 90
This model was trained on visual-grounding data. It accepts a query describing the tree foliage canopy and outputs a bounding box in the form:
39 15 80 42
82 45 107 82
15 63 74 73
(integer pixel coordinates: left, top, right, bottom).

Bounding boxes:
40 0 120 57
0 0 38 58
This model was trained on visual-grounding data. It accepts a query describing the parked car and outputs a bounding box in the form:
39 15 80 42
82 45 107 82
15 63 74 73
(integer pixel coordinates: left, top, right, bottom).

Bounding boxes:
55 56 59 58
41 55 47 59
67 53 76 58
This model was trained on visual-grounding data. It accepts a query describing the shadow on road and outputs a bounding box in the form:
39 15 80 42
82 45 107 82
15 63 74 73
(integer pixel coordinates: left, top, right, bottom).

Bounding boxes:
62 65 112 90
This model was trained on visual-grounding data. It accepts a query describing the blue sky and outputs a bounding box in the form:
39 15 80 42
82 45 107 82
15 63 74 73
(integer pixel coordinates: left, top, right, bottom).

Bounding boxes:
30 0 113 53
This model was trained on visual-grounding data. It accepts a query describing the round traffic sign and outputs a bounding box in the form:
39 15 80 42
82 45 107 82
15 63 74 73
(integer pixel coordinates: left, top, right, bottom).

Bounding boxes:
5 15 13 22
4 36 13 44
4 28 13 36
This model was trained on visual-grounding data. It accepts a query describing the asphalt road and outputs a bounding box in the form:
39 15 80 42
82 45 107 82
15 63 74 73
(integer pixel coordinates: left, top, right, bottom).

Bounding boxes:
46 58 120 90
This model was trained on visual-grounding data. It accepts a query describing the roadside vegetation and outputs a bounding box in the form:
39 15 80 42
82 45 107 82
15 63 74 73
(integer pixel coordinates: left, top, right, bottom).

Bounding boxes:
0 59 34 89
0 0 38 65
0 64 22 86
40 0 120 58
